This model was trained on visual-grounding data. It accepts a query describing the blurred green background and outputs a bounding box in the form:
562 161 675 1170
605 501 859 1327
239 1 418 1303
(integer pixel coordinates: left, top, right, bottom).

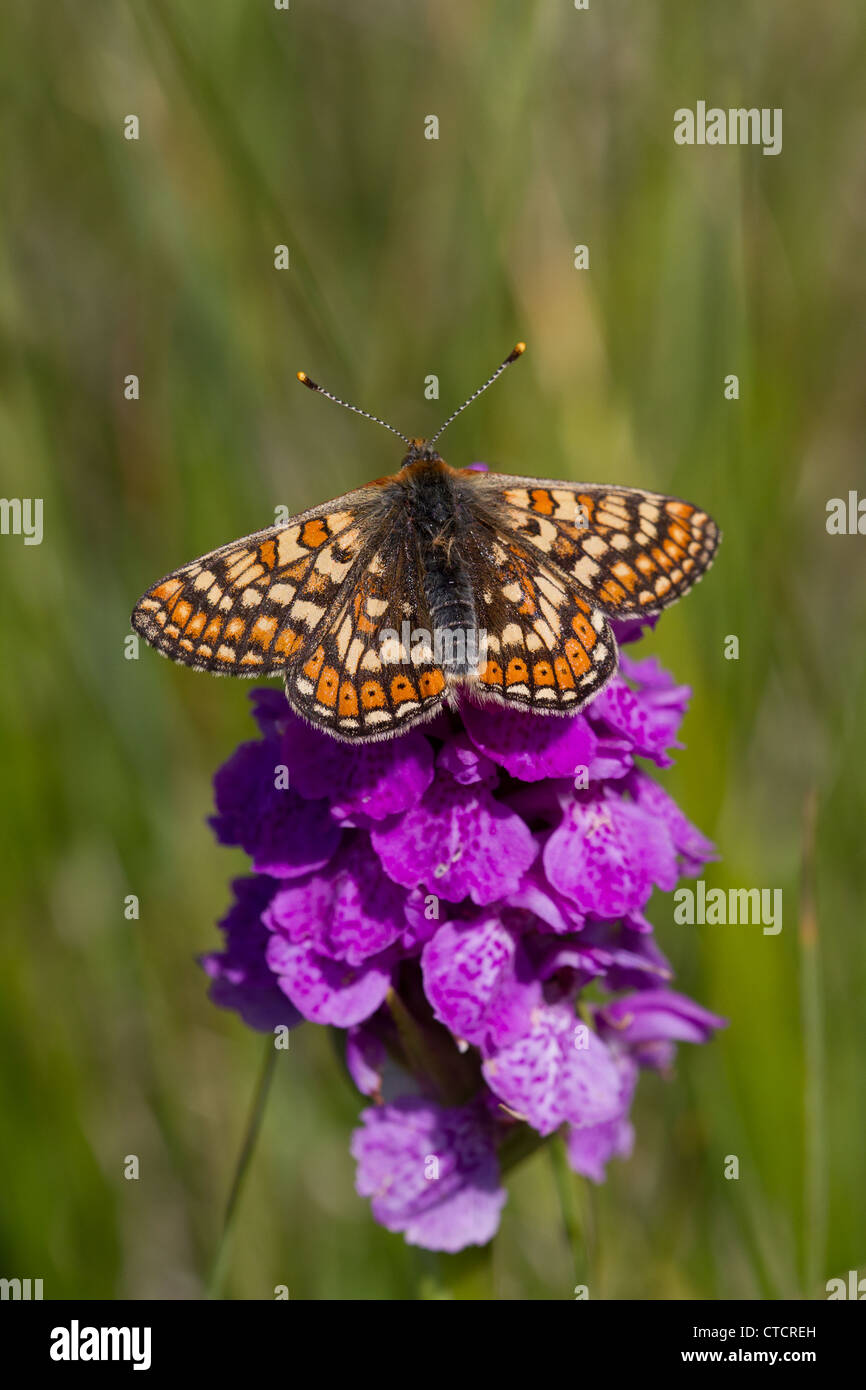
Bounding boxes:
1 0 864 1300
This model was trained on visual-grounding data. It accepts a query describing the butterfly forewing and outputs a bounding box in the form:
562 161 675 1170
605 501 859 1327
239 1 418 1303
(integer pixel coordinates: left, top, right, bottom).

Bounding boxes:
480 474 720 619
131 486 389 676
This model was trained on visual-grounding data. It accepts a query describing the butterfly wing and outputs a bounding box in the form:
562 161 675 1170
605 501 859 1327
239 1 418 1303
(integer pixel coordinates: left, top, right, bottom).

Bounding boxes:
131 485 393 676
131 482 450 740
474 474 720 619
284 524 449 740
456 519 618 713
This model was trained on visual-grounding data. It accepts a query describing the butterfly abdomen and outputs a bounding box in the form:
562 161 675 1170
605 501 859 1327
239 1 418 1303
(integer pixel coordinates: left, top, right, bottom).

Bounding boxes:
404 459 480 676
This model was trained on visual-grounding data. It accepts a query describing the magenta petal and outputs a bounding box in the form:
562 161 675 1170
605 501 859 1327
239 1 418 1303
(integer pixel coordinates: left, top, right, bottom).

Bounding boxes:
589 676 674 766
509 860 586 933
281 716 435 822
265 934 392 1026
201 876 302 1033
566 1116 635 1183
351 1096 506 1252
628 771 718 876
371 771 537 905
264 835 409 966
421 915 541 1049
483 1005 624 1135
461 698 597 782
211 740 340 878
544 795 677 917
596 989 727 1045
437 733 499 786
345 1024 388 1097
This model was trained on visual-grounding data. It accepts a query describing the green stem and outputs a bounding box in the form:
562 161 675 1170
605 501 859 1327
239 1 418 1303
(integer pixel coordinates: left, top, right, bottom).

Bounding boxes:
498 1121 551 1174
799 787 826 1296
548 1132 590 1291
418 1243 495 1300
206 1039 278 1298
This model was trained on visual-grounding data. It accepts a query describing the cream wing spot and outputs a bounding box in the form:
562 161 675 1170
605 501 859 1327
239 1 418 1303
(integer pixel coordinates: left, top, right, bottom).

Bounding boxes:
291 599 326 626
276 531 307 565
335 616 353 660
573 556 600 587
345 638 365 675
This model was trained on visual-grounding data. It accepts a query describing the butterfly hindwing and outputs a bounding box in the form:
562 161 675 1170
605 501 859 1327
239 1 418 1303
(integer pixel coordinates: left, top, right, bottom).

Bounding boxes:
456 518 618 713
283 524 449 740
476 474 720 619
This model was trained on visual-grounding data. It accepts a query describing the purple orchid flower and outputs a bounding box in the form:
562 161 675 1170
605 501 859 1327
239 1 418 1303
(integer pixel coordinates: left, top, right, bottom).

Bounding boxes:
199 636 724 1251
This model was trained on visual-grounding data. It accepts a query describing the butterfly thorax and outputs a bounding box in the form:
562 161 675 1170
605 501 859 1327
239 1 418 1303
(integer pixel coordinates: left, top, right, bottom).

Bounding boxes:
397 456 479 676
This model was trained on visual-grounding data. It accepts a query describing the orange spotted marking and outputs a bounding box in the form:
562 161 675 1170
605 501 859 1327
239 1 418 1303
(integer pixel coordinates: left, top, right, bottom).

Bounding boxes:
571 612 597 647
315 665 339 707
153 579 183 602
338 682 359 717
419 670 445 697
301 518 329 548
600 579 627 605
274 627 302 656
611 562 638 592
554 656 575 688
479 659 503 686
252 615 278 649
506 657 529 685
652 547 674 572
530 488 555 515
361 680 386 710
564 637 591 677
303 645 326 681
390 675 418 703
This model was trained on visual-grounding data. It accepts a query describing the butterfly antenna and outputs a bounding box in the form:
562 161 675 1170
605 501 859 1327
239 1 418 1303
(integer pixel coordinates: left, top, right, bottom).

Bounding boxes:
296 371 411 446
428 342 526 447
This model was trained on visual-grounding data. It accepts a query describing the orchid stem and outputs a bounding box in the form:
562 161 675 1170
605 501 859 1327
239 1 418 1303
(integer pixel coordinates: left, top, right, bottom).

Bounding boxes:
549 1132 589 1292
206 1038 278 1298
799 787 826 1295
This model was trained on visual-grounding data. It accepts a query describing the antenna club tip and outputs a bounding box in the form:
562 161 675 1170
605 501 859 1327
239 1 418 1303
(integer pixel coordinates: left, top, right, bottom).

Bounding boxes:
509 342 527 361
297 371 318 389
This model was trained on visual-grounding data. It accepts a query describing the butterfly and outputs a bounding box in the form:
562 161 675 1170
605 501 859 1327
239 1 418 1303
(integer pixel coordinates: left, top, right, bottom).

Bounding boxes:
131 344 720 742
